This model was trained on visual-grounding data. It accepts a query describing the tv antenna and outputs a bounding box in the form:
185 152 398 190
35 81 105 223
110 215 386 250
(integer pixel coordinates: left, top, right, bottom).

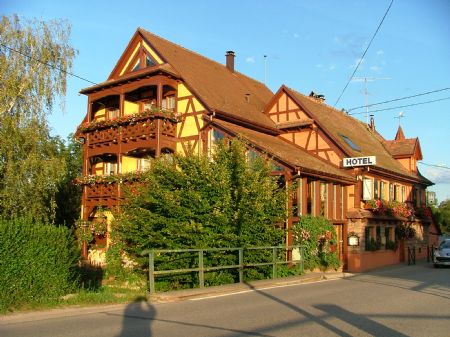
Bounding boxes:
352 76 391 124
394 111 405 126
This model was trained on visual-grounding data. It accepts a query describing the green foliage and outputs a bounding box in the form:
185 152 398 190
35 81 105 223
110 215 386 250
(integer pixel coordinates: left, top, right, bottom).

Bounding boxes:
112 139 287 285
54 134 82 227
292 215 340 271
0 15 78 224
432 199 450 234
0 218 80 312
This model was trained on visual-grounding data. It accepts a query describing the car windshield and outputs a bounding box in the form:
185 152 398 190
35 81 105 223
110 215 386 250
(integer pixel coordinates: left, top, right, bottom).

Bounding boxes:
439 240 450 249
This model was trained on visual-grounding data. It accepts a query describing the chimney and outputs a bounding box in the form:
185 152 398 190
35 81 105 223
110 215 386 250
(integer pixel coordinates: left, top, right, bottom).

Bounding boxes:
226 50 235 72
369 114 375 131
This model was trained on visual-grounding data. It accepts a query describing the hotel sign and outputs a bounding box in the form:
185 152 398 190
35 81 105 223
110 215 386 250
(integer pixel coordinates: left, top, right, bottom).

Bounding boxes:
343 156 376 168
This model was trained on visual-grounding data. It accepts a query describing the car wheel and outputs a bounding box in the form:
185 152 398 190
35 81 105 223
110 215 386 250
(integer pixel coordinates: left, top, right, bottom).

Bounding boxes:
434 263 439 268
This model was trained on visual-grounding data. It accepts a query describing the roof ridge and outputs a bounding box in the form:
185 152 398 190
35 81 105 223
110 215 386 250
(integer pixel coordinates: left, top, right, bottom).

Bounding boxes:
139 27 270 91
283 85 366 125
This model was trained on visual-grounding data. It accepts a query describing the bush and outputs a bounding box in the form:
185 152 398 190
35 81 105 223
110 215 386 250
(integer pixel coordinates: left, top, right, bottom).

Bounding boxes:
0 218 80 312
292 215 340 271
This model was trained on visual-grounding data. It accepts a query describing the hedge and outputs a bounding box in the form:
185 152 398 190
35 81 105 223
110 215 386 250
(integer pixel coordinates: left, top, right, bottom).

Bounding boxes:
0 218 80 312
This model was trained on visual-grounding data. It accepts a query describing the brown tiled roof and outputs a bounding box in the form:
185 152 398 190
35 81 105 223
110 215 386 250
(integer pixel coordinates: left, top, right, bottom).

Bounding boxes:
383 138 418 157
277 119 314 130
138 29 276 130
212 119 355 183
284 87 426 182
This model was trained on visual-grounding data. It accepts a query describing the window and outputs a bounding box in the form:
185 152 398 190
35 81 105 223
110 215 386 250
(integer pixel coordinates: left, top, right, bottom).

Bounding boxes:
374 179 379 199
212 129 224 142
104 162 117 175
162 95 176 111
340 135 361 152
401 186 406 202
107 108 119 119
363 178 373 200
146 54 155 67
307 180 315 215
389 183 394 201
379 181 385 200
131 59 140 72
137 158 151 172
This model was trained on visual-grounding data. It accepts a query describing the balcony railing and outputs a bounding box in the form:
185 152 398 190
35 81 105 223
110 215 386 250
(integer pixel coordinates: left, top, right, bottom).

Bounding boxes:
77 108 179 134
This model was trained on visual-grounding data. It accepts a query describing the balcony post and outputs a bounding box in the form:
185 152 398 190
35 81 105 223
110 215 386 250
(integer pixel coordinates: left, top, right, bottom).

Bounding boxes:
119 93 125 117
157 83 163 109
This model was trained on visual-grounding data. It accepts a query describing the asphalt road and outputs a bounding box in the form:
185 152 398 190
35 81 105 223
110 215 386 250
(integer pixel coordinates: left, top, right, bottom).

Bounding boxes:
1 262 449 337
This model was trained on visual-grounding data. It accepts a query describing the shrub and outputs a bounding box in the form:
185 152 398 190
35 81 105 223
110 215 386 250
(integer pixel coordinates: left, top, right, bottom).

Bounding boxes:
292 215 340 271
0 218 80 312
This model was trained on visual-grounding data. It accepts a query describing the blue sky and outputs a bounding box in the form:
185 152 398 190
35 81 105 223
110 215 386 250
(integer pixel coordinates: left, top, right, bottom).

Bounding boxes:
3 0 450 202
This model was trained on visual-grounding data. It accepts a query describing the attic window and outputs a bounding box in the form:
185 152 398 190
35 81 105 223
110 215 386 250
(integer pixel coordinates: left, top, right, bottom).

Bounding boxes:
131 59 140 72
146 54 155 67
341 135 361 152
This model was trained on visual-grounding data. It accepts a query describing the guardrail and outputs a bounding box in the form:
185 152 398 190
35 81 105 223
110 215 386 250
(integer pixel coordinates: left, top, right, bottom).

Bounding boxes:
142 246 304 294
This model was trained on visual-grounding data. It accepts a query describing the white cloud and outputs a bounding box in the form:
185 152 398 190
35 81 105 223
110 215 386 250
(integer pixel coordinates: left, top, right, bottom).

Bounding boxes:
376 49 384 56
245 56 255 64
316 64 323 69
426 168 450 184
293 33 299 39
328 64 336 71
370 65 381 72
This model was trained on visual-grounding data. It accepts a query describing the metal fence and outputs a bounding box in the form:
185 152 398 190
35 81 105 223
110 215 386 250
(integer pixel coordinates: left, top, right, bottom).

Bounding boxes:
142 246 304 294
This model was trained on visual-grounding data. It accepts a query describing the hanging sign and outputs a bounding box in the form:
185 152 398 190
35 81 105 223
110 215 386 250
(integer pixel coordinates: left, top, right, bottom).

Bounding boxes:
343 156 376 168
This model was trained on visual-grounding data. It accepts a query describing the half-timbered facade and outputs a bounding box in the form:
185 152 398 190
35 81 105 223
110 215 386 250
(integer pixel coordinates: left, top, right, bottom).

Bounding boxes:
76 28 433 271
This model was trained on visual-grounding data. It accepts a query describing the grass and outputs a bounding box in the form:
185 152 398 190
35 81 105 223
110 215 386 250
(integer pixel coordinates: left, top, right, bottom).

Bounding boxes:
0 266 148 314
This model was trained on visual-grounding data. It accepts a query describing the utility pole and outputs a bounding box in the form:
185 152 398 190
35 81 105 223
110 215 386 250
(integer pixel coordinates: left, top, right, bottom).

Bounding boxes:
352 76 390 124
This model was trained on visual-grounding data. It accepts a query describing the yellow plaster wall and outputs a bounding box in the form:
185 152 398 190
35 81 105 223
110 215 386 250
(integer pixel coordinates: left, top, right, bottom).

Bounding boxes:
177 83 191 98
121 156 138 173
124 101 139 116
93 108 106 121
317 133 329 150
328 151 341 166
93 162 104 176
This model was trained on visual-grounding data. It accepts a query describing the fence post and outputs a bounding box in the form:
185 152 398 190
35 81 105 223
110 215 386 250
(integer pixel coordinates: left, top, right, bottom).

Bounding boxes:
149 251 155 294
199 250 204 288
272 247 278 279
238 248 243 283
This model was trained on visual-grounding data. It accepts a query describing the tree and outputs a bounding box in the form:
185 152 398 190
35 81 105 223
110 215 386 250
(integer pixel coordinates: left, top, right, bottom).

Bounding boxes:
433 199 450 235
54 134 82 227
113 140 287 266
0 15 77 223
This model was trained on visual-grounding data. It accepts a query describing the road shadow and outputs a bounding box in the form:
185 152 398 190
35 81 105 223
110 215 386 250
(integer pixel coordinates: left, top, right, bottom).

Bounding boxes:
117 297 155 337
314 304 409 337
235 281 406 337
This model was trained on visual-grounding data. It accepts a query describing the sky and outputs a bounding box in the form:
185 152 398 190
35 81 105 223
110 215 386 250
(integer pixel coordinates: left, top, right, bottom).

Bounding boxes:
2 0 450 202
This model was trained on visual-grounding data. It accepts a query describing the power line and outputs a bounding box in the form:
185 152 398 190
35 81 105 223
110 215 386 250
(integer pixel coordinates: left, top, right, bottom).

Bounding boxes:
348 96 450 115
333 0 394 107
419 162 450 170
347 87 450 112
0 42 99 86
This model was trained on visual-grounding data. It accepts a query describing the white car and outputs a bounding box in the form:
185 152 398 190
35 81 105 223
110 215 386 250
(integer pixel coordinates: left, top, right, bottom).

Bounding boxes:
433 239 450 268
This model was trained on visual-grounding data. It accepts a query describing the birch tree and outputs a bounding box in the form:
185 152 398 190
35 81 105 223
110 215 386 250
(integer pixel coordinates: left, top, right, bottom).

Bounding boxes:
0 15 77 223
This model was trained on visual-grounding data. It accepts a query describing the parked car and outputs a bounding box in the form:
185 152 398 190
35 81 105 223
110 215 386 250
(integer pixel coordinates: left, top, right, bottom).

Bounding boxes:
433 239 450 268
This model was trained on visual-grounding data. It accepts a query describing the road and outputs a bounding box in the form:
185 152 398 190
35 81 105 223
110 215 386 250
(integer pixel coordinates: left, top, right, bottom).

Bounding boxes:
1 262 449 337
